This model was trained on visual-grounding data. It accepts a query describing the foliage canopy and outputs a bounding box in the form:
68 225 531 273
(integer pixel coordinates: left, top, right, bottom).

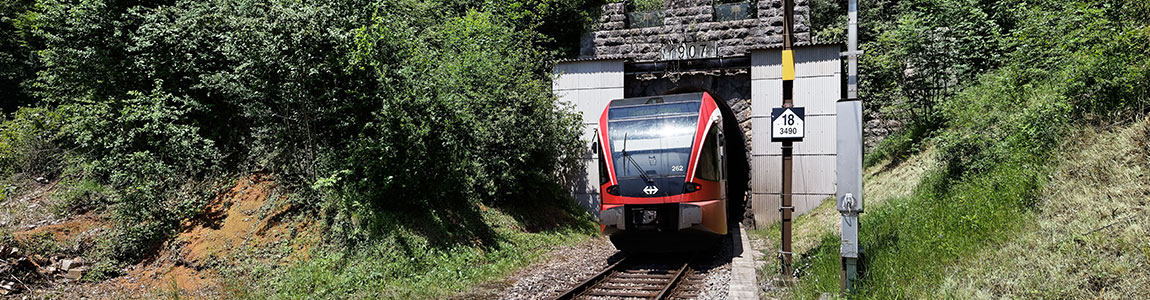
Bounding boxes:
0 0 602 278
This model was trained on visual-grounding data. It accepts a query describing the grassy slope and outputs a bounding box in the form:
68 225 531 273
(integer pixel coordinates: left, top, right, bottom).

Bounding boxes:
783 14 1149 296
791 150 1050 298
242 203 598 299
939 118 1150 298
780 119 1150 299
751 147 937 297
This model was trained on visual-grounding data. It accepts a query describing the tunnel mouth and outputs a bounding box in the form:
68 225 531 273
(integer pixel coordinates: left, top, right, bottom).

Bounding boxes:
662 86 750 224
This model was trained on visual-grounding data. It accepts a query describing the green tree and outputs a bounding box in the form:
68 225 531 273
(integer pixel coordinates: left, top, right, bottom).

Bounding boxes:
0 0 37 113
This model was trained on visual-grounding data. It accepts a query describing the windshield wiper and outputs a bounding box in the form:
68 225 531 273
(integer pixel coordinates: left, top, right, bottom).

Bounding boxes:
621 133 654 184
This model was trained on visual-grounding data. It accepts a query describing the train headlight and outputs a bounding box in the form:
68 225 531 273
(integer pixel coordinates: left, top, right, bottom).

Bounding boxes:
683 182 703 193
606 185 620 196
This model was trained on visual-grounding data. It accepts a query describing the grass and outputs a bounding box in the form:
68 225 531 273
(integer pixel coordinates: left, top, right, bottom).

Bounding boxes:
863 122 934 169
937 117 1150 298
750 147 936 298
789 105 1060 299
780 74 1141 299
241 202 598 299
787 163 1048 298
789 117 1150 299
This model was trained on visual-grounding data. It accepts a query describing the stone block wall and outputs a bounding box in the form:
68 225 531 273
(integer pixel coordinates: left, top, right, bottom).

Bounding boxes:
581 0 812 61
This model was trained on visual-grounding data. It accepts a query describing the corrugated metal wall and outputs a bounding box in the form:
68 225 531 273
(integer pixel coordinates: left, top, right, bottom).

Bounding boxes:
750 45 843 226
552 59 625 219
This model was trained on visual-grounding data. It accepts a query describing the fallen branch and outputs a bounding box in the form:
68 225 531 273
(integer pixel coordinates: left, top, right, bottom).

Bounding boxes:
1084 219 1126 236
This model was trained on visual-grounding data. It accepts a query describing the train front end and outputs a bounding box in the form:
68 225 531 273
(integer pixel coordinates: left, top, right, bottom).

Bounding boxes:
594 92 728 252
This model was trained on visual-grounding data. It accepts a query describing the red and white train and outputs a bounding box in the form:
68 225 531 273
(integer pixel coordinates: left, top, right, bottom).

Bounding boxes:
593 91 744 251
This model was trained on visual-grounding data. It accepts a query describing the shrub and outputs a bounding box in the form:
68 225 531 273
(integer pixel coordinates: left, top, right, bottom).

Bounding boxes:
0 0 37 113
6 0 595 277
59 88 219 260
0 107 64 179
329 9 583 245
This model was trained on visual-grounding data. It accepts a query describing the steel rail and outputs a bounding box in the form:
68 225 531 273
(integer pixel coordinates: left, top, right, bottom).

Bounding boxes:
652 260 691 299
551 257 628 300
553 254 702 300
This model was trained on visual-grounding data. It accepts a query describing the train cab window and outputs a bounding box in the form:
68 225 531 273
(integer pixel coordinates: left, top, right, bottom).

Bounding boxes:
608 115 697 179
695 124 721 181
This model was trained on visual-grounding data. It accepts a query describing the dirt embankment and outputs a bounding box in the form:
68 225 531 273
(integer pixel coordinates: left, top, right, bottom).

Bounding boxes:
6 173 317 299
106 173 315 298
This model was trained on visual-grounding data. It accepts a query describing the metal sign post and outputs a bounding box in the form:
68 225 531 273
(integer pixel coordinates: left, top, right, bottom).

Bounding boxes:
779 0 797 278
838 0 865 293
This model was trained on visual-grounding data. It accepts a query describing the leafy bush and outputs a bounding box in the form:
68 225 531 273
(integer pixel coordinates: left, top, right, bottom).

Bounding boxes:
57 88 219 261
0 0 595 276
328 8 583 245
631 0 663 12
0 0 37 113
862 120 931 168
0 107 64 178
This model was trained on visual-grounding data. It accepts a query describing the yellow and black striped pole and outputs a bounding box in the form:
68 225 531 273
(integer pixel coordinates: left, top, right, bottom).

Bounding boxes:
780 0 796 278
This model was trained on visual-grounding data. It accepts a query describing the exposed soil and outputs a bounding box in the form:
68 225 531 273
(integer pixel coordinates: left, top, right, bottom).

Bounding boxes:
180 174 276 263
16 173 316 299
12 213 104 244
113 173 314 298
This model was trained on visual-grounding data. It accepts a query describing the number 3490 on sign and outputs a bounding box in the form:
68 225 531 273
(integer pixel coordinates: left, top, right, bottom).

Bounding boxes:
770 107 805 141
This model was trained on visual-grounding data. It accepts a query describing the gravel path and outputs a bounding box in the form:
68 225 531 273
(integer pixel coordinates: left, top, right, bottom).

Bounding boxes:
695 231 744 300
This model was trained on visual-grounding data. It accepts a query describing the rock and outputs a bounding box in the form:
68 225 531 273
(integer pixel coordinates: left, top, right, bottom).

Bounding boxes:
65 267 87 280
62 258 84 271
31 255 49 267
0 281 14 295
0 281 16 296
35 177 48 184
14 258 35 271
61 259 75 271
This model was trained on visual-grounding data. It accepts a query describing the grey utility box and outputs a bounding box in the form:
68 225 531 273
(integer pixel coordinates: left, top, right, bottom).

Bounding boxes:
835 100 863 213
836 99 864 259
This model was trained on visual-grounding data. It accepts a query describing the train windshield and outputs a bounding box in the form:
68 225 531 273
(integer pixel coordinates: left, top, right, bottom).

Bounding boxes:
607 100 700 196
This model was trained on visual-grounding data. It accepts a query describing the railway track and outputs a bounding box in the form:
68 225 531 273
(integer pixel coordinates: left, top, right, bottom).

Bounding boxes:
552 254 707 300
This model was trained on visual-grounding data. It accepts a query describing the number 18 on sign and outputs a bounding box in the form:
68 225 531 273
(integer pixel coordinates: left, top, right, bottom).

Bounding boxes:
771 107 805 141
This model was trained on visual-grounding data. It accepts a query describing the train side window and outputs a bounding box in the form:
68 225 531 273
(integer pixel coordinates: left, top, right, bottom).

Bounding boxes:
718 131 726 180
696 125 721 181
597 141 610 185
